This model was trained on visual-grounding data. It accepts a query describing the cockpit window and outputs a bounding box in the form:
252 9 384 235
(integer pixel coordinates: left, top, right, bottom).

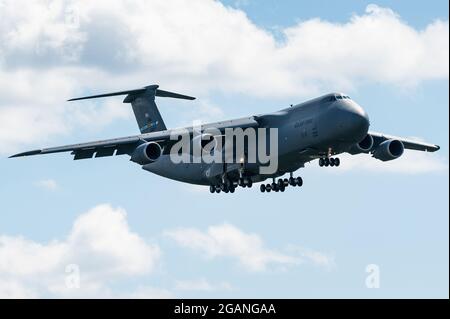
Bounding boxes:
336 95 343 99
322 95 337 103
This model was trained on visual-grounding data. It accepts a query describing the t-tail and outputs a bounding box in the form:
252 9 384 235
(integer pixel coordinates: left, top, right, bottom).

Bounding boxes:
68 84 195 133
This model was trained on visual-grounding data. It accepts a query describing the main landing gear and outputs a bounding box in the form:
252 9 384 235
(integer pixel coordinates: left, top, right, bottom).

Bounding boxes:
260 174 303 193
209 173 304 195
238 177 253 188
209 177 253 194
319 157 340 167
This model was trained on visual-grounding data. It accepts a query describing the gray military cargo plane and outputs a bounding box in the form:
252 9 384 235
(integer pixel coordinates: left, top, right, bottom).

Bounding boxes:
10 84 440 194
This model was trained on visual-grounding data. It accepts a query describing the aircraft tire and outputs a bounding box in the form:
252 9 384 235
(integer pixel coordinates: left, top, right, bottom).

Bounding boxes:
319 158 324 167
289 177 296 186
334 158 340 166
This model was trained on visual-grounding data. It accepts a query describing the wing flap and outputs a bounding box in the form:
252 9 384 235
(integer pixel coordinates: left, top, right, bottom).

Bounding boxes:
73 149 96 160
94 147 116 158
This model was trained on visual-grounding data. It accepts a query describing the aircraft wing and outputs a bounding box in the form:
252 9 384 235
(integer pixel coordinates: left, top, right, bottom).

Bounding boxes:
368 131 440 152
9 135 144 160
10 116 260 160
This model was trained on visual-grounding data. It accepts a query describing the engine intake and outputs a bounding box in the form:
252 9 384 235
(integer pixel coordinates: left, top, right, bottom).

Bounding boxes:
130 142 162 165
348 134 374 154
372 139 404 161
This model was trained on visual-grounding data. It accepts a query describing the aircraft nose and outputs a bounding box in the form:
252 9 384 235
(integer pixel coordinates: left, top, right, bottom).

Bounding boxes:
348 110 370 139
336 102 370 142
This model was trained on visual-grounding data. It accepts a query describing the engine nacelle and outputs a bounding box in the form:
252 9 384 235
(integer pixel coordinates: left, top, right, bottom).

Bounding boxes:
130 142 162 165
348 134 374 154
372 139 404 161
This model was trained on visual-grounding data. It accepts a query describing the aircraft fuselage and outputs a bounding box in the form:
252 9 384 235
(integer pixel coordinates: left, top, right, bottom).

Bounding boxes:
142 94 370 185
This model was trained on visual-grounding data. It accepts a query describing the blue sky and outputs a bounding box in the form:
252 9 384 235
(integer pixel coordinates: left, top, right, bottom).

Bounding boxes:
0 0 448 298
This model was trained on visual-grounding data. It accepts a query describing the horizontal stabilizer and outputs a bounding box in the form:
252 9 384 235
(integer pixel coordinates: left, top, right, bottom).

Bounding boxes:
154 89 196 100
68 85 195 101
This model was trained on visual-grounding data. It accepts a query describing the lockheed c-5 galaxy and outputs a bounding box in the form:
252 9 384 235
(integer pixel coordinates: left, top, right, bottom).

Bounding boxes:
10 84 440 194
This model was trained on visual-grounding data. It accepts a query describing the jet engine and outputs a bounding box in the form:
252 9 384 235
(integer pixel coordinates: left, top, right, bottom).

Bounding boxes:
372 139 404 161
130 142 162 165
348 134 374 154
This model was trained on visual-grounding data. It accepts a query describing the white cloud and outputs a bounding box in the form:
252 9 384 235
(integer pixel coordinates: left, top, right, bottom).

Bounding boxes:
286 246 335 270
35 179 58 191
0 205 336 298
0 1 447 154
332 151 448 174
0 204 161 298
67 204 160 277
174 278 233 292
0 278 38 298
165 223 333 271
123 286 174 299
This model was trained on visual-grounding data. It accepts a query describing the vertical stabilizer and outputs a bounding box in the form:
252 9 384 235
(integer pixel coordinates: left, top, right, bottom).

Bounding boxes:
123 85 167 133
68 84 195 134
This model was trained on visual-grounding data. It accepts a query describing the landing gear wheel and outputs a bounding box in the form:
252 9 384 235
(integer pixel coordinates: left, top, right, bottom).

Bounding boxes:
330 158 335 167
247 179 253 188
289 177 296 186
324 158 330 167
209 185 215 193
266 184 272 192
279 184 285 192
229 186 235 193
296 177 303 187
319 158 325 167
260 184 266 193
238 178 244 187
215 186 221 193
278 179 284 188
273 184 279 192
334 158 340 167
283 178 289 186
